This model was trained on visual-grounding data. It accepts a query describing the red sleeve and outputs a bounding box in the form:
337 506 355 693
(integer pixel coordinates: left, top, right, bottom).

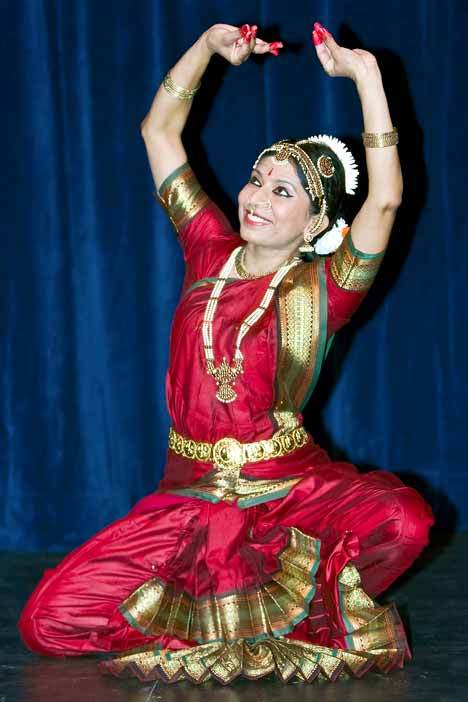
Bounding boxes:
155 163 239 284
326 231 386 336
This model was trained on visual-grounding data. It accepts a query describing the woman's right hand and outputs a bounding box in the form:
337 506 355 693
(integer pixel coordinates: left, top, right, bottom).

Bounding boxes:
204 24 279 66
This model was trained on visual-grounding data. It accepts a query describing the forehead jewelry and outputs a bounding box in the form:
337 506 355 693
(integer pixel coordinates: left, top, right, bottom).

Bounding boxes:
253 141 327 235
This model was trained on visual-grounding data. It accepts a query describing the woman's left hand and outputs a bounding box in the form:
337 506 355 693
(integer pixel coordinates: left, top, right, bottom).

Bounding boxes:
312 22 379 84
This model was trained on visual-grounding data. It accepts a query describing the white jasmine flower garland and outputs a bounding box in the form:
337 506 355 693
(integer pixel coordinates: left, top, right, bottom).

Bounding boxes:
313 217 349 255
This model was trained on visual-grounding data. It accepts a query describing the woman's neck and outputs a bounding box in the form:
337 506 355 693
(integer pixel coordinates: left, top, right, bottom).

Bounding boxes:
242 242 299 276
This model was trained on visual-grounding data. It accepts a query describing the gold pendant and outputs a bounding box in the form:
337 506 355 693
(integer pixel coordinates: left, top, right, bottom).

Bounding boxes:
216 384 237 403
207 357 243 404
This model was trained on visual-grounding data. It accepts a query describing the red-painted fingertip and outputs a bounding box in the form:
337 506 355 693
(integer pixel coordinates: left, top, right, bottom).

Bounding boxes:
268 41 283 56
240 24 251 42
317 22 330 37
268 42 283 56
312 30 323 46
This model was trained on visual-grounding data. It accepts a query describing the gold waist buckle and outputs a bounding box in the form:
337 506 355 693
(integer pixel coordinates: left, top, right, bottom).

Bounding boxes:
168 426 308 471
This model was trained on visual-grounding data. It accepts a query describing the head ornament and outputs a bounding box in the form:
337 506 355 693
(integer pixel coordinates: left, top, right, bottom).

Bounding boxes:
252 135 359 254
301 134 359 195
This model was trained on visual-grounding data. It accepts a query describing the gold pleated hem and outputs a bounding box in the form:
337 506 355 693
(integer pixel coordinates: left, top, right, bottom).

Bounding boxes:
118 527 320 643
98 632 408 685
101 560 410 685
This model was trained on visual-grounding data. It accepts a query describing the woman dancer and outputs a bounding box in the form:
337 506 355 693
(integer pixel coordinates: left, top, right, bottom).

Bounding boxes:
18 22 434 684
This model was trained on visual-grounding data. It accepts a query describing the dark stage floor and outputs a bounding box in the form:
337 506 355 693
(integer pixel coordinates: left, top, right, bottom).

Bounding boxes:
1 531 466 702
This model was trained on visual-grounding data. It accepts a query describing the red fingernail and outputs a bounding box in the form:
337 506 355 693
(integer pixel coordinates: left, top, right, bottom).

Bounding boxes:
240 24 251 41
269 41 283 56
312 30 323 46
251 25 258 37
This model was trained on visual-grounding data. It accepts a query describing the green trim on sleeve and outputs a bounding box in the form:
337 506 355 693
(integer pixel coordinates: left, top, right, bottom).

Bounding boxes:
157 162 190 198
348 231 386 260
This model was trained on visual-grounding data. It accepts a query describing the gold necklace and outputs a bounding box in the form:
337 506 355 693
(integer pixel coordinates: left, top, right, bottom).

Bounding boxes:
202 246 300 403
235 246 297 280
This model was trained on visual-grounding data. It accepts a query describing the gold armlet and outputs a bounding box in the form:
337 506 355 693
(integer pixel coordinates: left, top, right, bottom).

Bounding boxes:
361 126 399 148
162 71 200 101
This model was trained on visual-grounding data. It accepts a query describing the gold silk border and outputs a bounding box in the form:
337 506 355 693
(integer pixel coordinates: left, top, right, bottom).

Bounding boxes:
155 163 209 233
273 260 321 424
330 233 385 292
163 473 302 508
100 563 409 684
338 564 410 670
118 527 319 644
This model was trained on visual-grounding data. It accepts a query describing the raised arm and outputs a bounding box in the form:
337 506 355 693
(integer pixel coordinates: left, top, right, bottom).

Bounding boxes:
313 22 402 254
140 24 276 192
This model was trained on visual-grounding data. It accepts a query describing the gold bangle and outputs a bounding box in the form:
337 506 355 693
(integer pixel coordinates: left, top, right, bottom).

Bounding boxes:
361 126 399 148
162 71 200 101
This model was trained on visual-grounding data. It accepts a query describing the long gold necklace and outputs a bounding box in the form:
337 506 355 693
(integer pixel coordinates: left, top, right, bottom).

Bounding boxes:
202 246 300 403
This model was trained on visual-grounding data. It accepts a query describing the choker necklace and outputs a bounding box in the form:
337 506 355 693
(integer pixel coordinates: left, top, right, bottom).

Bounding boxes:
235 246 298 280
202 246 300 402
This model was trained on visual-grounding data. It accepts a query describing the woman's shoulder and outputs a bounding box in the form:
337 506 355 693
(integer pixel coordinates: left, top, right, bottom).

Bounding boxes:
156 162 239 262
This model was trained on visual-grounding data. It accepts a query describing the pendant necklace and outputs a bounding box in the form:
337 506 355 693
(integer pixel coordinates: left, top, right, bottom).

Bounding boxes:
201 245 300 403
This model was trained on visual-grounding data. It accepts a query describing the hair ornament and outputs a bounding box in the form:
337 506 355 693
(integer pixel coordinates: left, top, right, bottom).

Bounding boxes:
317 154 335 178
299 135 359 195
312 217 350 255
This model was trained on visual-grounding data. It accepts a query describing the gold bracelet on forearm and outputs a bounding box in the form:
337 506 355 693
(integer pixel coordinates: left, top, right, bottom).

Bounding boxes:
361 126 399 148
162 71 200 100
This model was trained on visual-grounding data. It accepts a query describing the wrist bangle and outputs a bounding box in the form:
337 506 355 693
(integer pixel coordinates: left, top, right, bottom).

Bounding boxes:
361 127 399 148
162 71 200 101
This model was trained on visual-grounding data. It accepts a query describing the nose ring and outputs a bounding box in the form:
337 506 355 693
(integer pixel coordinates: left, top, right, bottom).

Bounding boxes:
247 199 272 212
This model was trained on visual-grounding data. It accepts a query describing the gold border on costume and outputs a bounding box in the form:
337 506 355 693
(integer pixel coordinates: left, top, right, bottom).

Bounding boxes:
275 260 321 414
272 257 329 430
330 233 385 292
155 162 209 233
338 564 409 668
101 557 409 684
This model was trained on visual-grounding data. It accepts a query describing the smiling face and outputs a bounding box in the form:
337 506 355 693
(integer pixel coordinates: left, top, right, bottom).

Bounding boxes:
237 155 328 255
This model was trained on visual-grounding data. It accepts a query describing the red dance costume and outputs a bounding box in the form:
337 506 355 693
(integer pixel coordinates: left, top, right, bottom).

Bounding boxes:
19 164 434 684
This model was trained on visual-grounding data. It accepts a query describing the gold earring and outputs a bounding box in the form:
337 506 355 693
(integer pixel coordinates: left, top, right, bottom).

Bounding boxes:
298 218 322 255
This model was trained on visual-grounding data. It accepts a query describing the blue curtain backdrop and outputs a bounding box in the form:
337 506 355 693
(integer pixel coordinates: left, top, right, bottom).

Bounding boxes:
1 1 467 551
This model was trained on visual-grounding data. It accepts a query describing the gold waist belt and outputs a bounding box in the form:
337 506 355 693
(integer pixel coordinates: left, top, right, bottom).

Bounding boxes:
168 426 309 472
167 426 309 507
